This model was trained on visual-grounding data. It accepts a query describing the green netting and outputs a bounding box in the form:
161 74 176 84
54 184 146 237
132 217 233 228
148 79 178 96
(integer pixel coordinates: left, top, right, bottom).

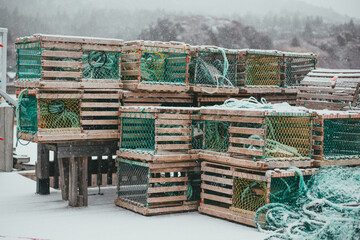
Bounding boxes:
264 116 312 158
233 170 311 213
255 166 360 240
120 113 155 153
203 120 230 152
16 42 42 81
322 118 360 159
285 56 316 87
39 98 80 129
245 55 281 86
16 89 38 134
122 47 188 85
82 51 120 80
189 49 237 92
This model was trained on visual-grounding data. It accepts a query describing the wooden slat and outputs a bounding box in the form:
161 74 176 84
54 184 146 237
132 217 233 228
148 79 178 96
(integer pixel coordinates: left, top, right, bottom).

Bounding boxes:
41 71 81 78
201 174 233 185
155 144 190 150
229 127 265 135
147 185 187 194
228 146 264 156
42 50 82 59
81 111 118 116
156 128 189 134
42 42 82 50
148 177 187 184
201 183 233 195
229 137 265 146
147 195 187 204
80 102 120 108
80 120 118 125
41 60 81 68
155 136 191 142
155 119 191 125
200 192 232 205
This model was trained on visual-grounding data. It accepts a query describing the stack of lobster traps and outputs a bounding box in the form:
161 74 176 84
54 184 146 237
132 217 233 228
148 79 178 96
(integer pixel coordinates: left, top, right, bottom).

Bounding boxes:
115 106 202 215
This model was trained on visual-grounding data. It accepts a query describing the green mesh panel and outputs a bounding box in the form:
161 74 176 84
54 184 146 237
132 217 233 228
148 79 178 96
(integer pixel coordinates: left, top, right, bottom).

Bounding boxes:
204 120 230 152
125 47 187 85
189 51 237 87
323 119 360 159
120 113 155 152
191 120 204 149
233 175 311 212
265 116 312 158
18 94 38 134
245 55 280 86
285 57 316 87
82 51 119 80
39 99 80 129
16 42 42 81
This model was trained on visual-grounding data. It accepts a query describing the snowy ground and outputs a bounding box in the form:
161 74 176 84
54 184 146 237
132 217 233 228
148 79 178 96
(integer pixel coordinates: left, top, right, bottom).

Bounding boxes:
0 172 266 240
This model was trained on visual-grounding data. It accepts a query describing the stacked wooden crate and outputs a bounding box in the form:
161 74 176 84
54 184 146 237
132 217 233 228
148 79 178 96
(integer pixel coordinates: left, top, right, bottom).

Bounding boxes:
115 106 201 215
15 34 124 142
197 104 319 225
14 34 124 206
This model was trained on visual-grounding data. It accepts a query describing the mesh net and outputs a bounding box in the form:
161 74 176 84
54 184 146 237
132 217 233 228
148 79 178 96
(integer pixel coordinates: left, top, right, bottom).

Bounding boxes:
123 47 188 86
120 112 155 153
189 50 237 89
255 166 360 240
39 98 80 130
203 120 230 152
16 42 42 82
245 55 281 86
285 56 316 87
191 120 204 149
322 118 360 159
82 50 120 80
264 116 312 158
17 92 38 134
233 173 311 213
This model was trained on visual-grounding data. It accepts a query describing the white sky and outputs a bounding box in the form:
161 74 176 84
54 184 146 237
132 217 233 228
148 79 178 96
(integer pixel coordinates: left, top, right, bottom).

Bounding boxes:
301 0 360 18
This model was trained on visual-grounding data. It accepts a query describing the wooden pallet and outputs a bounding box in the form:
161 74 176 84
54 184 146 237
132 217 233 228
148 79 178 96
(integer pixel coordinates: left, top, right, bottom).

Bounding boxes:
199 106 315 168
122 90 194 107
312 110 360 166
121 40 190 92
198 161 318 227
283 52 317 88
237 49 285 89
15 34 124 89
115 158 200 215
16 88 121 142
189 46 239 94
297 69 360 110
118 106 200 163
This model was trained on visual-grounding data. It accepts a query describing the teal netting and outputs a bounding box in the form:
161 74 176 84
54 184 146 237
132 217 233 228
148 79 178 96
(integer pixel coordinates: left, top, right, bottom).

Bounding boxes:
203 120 230 152
322 119 360 159
16 89 38 134
82 51 120 79
16 42 42 81
255 166 360 240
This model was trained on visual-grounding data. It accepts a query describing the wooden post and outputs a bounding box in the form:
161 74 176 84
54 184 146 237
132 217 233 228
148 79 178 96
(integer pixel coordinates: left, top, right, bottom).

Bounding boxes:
58 158 69 201
0 105 14 172
53 152 59 189
36 143 50 194
107 155 113 185
68 157 88 207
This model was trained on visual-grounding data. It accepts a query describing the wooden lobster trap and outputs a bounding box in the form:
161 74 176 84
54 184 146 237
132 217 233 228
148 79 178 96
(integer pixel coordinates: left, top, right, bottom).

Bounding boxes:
237 49 285 91
189 46 239 94
198 105 316 169
198 161 317 226
283 52 317 88
115 158 201 215
121 40 190 92
16 88 121 142
297 69 360 110
313 110 360 167
15 34 124 89
117 106 200 163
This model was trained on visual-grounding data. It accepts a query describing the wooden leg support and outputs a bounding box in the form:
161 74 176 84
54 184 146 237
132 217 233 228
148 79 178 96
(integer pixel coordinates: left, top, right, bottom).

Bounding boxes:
58 158 69 201
36 144 50 195
68 157 88 207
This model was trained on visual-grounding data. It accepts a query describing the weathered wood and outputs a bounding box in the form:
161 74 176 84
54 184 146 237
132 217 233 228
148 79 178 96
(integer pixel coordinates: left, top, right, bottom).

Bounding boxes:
68 157 78 207
36 144 50 194
0 106 14 172
58 158 69 200
78 157 88 207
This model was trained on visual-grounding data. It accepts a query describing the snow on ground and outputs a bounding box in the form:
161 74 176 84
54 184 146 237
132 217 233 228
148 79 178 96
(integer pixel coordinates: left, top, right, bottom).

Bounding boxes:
0 172 266 240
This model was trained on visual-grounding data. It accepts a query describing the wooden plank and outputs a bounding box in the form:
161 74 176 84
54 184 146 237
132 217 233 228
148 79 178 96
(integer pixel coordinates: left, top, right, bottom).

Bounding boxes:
156 128 189 134
41 60 82 68
41 42 82 50
82 45 121 52
229 127 265 135
80 102 120 108
201 174 233 185
81 111 118 116
68 157 78 207
201 183 233 195
298 93 354 101
155 136 190 142
156 119 191 125
155 144 190 151
229 137 265 146
147 195 187 204
200 192 232 205
42 50 82 59
42 71 81 79
36 144 50 194
58 158 69 201
78 157 88 207
202 165 232 176
202 115 264 124
229 146 264 157
0 107 5 171
80 120 119 125
148 176 187 184
147 185 187 194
